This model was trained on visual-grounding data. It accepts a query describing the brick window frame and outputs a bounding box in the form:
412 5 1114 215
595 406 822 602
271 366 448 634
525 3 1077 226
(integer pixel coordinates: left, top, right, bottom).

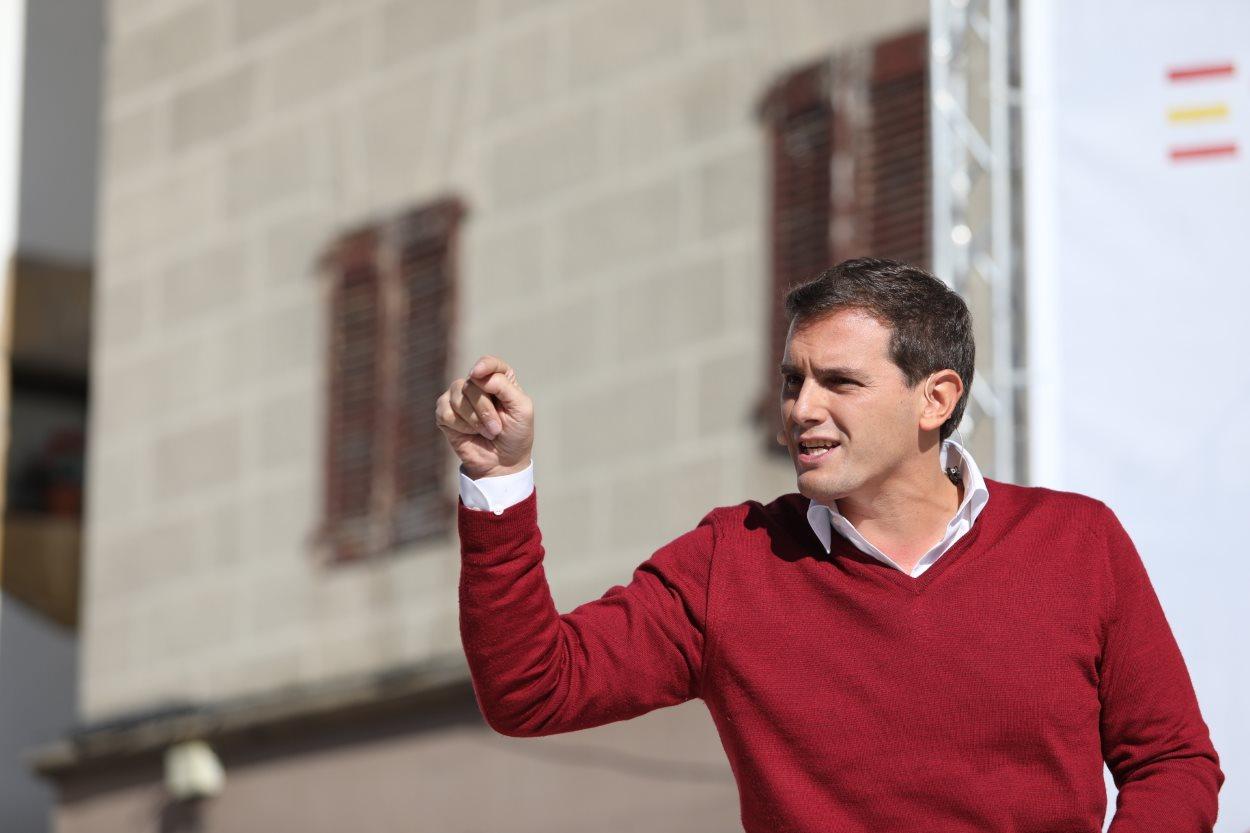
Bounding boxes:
314 197 465 562
754 29 929 456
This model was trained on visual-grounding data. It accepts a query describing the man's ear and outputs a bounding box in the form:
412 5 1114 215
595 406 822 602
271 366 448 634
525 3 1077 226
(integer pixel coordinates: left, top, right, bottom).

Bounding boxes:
918 369 963 433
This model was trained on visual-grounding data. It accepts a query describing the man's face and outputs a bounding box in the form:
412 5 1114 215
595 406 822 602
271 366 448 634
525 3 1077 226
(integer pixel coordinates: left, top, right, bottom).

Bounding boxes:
779 308 927 504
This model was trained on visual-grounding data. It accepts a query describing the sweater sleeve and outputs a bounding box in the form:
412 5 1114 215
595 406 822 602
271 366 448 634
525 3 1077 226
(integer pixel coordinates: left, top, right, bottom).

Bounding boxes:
1096 503 1224 832
457 486 715 737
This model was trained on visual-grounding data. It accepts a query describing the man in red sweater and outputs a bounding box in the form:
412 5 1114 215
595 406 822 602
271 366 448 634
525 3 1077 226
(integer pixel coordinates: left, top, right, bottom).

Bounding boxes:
435 258 1223 832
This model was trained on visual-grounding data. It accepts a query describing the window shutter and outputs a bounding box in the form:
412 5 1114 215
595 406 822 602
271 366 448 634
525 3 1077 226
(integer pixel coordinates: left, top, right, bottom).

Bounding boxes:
756 29 929 455
390 198 463 548
757 59 835 454
322 229 385 560
317 197 464 562
858 30 929 267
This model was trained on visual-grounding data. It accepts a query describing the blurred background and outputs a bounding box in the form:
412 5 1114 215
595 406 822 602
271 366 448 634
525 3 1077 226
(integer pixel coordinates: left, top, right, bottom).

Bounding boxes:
0 0 1244 830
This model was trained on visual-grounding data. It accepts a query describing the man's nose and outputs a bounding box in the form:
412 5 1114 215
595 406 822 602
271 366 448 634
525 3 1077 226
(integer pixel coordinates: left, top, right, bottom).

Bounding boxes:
791 380 823 425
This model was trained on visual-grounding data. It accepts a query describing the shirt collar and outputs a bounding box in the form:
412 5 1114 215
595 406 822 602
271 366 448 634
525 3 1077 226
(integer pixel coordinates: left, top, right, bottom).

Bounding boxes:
804 438 990 555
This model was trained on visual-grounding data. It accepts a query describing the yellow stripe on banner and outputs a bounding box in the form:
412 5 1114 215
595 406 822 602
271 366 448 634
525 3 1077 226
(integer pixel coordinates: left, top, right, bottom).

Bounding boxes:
1167 103 1230 123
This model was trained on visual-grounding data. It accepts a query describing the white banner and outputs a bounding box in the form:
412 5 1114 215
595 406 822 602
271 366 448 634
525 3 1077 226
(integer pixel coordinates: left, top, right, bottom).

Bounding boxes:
1023 0 1249 828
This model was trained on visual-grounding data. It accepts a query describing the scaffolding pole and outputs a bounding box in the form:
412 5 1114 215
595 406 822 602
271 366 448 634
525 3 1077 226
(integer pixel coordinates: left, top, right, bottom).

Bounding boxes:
929 0 1026 482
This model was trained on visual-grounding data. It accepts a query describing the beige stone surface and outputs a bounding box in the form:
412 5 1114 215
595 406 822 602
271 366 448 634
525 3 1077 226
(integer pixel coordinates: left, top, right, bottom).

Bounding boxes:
85 0 931 726
54 699 739 833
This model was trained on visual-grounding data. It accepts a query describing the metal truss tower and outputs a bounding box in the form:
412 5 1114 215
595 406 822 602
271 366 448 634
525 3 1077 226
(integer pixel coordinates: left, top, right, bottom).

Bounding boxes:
929 0 1027 482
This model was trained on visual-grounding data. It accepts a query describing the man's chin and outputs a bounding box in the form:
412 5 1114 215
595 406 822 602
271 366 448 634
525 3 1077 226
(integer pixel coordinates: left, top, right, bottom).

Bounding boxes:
795 470 849 503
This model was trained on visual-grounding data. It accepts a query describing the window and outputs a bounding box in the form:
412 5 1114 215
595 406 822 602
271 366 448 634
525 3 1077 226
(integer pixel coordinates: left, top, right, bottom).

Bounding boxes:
754 29 929 455
315 197 465 561
2 255 91 630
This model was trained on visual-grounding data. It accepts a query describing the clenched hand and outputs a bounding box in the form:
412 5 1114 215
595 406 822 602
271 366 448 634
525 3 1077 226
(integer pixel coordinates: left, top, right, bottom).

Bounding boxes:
434 355 534 479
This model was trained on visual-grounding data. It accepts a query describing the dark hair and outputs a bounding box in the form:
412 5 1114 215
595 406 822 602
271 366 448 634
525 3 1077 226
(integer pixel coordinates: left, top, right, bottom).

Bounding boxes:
783 257 975 442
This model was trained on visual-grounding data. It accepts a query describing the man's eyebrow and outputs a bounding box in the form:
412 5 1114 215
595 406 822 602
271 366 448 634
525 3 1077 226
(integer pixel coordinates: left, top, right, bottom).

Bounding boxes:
778 363 864 378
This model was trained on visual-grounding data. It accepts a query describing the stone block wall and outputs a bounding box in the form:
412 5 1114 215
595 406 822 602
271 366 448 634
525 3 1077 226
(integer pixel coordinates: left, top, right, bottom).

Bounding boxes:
84 0 927 719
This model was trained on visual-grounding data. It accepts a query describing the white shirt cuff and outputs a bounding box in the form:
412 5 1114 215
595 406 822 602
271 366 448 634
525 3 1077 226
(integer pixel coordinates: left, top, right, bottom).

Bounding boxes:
458 458 535 515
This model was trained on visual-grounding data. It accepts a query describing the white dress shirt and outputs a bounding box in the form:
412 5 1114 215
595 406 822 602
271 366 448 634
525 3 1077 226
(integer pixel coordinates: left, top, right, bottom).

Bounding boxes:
459 439 990 579
806 438 989 577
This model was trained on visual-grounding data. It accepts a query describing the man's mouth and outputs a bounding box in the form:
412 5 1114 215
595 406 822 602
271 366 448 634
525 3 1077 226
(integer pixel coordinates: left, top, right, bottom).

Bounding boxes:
798 441 840 463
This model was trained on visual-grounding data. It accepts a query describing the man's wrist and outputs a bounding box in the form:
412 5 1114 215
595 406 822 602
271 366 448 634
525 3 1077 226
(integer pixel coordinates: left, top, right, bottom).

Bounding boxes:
463 459 532 480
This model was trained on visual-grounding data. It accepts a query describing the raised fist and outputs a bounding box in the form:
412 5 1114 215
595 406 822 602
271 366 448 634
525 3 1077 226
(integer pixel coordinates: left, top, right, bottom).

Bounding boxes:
434 355 534 479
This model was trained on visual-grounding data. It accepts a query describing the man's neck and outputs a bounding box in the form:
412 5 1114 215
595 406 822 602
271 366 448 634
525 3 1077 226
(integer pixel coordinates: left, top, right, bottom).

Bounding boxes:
833 458 965 563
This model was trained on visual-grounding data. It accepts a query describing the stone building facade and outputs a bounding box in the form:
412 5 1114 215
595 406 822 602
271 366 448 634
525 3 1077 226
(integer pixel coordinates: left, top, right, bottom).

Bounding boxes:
32 0 953 830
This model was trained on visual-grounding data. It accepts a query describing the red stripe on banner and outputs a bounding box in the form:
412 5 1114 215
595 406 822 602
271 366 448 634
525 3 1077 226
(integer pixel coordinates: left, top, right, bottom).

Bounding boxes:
1169 143 1238 161
1167 63 1235 82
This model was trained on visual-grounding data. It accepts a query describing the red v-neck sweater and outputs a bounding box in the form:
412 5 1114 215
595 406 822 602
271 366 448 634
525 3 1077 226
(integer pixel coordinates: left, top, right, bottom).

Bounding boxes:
457 478 1223 832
